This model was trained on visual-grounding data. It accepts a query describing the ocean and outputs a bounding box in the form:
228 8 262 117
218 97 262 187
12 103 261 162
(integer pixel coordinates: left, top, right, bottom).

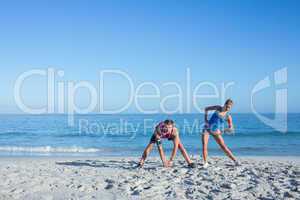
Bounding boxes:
0 114 299 157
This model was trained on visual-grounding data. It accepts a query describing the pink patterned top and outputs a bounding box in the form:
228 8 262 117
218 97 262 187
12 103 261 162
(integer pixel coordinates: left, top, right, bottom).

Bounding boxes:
156 122 175 139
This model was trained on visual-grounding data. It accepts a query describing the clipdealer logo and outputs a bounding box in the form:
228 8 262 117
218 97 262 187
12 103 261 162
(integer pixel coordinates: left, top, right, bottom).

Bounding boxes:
14 68 234 127
251 67 288 132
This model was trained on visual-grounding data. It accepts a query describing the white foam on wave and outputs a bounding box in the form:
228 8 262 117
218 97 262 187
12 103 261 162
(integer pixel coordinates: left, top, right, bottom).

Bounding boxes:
0 146 100 153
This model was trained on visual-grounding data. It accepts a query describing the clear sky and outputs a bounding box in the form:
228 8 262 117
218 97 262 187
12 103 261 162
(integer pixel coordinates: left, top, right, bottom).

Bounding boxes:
0 0 299 113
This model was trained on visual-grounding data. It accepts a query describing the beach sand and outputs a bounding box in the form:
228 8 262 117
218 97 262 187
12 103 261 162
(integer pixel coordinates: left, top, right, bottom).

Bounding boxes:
0 156 299 200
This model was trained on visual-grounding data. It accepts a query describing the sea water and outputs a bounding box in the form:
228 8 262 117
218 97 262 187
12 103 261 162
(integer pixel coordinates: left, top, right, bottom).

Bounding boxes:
0 114 299 157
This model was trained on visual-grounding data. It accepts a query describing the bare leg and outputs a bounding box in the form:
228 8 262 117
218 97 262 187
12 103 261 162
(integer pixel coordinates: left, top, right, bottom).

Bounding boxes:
202 131 210 163
213 134 236 162
178 140 192 164
139 143 154 166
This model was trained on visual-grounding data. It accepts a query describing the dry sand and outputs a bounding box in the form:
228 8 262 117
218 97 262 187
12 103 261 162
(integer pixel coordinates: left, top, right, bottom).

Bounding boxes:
0 156 299 200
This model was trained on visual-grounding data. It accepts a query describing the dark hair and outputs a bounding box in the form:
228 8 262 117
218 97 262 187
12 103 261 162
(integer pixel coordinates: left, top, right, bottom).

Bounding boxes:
164 119 174 125
225 98 233 105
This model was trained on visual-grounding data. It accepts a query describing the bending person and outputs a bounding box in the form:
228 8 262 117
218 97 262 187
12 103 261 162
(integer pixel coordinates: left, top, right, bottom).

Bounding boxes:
138 119 196 168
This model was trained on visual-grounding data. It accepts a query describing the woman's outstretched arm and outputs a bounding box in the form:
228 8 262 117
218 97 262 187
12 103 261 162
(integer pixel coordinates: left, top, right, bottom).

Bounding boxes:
168 130 179 166
157 142 167 167
224 115 234 133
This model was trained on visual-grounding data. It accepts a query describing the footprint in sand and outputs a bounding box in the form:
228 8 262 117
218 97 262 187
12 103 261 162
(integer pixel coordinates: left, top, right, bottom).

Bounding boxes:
104 179 115 190
105 184 113 190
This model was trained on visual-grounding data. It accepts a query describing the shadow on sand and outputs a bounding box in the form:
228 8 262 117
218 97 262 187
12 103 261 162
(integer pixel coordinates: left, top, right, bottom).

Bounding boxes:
55 159 162 170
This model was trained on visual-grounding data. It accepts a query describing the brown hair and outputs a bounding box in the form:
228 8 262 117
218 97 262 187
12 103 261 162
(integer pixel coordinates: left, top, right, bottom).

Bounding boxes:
164 119 174 125
225 98 233 105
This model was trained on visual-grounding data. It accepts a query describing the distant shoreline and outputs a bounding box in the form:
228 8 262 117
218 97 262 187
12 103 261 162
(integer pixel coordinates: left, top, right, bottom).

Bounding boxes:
0 155 299 164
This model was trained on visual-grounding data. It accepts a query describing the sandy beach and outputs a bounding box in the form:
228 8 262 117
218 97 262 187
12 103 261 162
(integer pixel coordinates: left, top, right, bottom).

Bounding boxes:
0 156 299 200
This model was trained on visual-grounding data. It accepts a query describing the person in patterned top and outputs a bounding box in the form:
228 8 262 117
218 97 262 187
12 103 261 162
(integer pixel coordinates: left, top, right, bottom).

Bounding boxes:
137 119 196 168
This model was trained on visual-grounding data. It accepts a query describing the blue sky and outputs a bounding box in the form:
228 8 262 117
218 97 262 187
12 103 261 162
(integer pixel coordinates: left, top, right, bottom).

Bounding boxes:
0 0 299 113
